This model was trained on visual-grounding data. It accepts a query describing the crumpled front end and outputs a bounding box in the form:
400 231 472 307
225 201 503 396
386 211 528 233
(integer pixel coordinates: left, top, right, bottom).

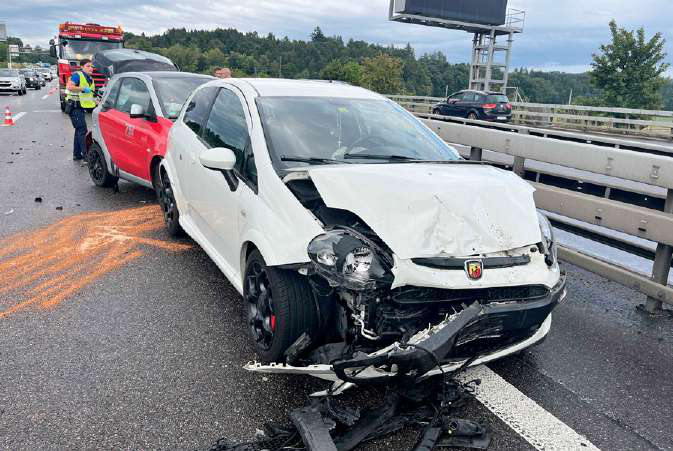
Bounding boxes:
247 166 566 391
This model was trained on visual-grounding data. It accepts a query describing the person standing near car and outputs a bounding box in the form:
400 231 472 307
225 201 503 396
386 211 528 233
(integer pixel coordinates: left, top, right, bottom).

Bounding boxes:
65 59 96 161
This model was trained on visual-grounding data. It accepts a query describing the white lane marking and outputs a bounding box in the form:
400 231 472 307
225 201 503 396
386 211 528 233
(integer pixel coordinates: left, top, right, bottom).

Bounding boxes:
41 94 49 100
32 110 61 113
457 366 600 451
12 112 26 123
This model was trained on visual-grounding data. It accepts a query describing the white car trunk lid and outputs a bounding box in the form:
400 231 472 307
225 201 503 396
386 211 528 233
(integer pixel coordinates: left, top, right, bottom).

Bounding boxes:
307 163 541 259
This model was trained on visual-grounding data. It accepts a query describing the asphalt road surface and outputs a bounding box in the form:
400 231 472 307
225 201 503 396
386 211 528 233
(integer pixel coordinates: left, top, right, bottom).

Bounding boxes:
1 83 672 450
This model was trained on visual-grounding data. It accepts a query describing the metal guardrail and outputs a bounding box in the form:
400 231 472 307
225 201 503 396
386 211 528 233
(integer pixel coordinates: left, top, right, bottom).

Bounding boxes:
414 113 673 311
388 95 673 141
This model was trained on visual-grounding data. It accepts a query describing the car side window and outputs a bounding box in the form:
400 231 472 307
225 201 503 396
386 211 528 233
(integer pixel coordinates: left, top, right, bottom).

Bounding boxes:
448 93 462 103
462 92 476 102
183 87 218 136
103 78 121 109
202 88 250 177
115 78 151 115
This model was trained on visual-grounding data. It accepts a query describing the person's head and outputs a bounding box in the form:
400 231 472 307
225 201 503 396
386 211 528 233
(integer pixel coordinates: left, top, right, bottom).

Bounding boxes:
214 67 232 79
80 59 94 75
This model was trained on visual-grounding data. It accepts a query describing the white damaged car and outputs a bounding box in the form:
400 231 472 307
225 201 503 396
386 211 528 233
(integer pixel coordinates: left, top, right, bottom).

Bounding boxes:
159 78 566 392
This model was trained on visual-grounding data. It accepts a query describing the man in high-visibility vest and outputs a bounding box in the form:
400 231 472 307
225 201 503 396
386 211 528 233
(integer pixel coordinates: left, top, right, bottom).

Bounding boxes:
65 58 96 161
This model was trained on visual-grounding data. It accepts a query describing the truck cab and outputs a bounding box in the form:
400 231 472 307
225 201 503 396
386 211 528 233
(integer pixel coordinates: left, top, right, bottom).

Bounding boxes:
49 22 124 112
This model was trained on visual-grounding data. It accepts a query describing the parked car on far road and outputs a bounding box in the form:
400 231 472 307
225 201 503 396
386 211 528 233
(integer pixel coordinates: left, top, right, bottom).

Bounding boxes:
20 69 41 90
0 69 27 95
88 71 213 191
433 90 511 122
157 78 566 390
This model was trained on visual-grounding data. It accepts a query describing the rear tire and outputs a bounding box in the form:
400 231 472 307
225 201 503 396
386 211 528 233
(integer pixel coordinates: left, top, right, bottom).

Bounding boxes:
467 112 478 120
244 250 319 363
158 169 184 237
60 101 66 112
87 142 118 188
151 161 163 199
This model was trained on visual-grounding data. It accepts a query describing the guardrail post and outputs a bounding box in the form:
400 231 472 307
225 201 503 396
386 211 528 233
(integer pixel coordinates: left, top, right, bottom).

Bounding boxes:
645 188 673 313
512 128 527 176
469 147 483 161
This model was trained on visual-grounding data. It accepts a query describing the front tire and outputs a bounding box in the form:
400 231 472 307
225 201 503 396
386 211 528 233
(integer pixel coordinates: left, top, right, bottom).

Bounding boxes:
87 142 118 188
467 112 478 120
244 250 319 363
158 169 184 237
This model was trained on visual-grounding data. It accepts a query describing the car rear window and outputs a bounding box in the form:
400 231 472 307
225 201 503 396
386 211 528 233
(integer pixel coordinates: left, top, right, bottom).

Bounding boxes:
486 94 509 103
153 77 213 119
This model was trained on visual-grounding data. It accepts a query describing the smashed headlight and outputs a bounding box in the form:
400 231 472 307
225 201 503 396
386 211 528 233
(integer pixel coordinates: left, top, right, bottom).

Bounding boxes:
537 211 557 267
307 229 392 290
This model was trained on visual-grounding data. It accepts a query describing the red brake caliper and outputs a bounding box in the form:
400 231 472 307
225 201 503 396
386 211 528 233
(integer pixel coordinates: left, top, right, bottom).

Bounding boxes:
271 315 276 332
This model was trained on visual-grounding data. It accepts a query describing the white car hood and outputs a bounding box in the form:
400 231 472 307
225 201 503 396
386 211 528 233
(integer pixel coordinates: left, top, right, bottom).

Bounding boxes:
307 163 541 259
0 77 20 82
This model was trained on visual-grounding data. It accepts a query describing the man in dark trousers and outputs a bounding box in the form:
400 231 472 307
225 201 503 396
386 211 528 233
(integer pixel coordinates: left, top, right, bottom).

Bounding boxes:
65 59 96 160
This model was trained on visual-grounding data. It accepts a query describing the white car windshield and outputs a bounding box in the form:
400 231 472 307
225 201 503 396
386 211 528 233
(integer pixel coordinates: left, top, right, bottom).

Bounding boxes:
256 97 461 170
0 69 19 77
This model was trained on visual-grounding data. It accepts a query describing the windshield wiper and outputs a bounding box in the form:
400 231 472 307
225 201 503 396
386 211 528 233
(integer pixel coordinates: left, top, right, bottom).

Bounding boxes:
343 154 420 161
343 154 488 164
280 155 348 165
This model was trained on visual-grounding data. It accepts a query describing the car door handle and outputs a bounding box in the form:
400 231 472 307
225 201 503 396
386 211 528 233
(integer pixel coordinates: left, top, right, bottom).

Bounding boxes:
240 209 247 218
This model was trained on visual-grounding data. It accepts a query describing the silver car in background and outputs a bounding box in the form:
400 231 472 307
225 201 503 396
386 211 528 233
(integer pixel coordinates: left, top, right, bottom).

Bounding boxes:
0 69 27 96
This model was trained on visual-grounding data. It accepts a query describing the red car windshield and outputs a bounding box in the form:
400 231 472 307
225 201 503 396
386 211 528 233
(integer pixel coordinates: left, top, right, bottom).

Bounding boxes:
60 39 122 60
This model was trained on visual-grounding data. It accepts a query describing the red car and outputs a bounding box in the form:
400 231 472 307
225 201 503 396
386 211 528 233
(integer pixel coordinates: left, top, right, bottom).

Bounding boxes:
88 71 213 191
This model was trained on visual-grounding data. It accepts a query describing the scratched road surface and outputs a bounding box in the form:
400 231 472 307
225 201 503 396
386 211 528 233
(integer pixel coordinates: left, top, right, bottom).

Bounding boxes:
1 84 672 450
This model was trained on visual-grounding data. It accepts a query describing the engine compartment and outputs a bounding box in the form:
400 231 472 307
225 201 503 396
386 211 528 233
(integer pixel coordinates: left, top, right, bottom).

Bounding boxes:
281 177 557 375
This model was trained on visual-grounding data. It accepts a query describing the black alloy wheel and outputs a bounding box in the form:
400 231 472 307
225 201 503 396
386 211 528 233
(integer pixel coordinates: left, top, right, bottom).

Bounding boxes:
245 261 276 352
87 143 118 188
243 250 319 363
158 170 184 237
468 112 478 120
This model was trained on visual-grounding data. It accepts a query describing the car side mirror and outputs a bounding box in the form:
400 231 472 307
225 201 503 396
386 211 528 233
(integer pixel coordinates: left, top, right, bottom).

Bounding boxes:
129 104 145 118
199 147 236 172
129 104 157 121
49 45 57 59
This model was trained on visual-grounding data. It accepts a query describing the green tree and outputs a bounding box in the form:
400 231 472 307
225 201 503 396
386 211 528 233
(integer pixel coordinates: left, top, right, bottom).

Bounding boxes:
204 48 226 68
360 53 403 94
591 20 669 109
320 59 364 85
661 78 673 111
311 26 326 43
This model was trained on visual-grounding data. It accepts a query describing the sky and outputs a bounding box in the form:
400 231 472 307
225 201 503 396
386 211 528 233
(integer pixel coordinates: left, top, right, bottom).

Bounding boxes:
2 0 672 75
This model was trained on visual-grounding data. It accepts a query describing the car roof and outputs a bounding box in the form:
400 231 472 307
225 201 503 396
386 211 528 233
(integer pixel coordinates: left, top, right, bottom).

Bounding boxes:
96 48 172 63
215 78 384 99
460 89 507 96
114 71 214 81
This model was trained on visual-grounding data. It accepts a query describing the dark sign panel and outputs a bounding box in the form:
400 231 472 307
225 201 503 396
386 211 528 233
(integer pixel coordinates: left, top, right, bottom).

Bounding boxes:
394 0 509 26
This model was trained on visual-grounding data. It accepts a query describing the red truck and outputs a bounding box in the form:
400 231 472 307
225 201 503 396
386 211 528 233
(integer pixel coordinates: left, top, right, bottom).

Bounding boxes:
49 22 124 112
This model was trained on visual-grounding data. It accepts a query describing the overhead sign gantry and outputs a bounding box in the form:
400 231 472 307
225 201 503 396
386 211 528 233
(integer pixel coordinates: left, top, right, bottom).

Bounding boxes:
389 0 525 93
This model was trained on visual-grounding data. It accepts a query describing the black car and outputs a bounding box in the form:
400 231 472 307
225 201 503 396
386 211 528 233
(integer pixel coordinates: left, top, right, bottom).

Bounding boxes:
433 90 511 122
19 69 42 90
92 49 177 82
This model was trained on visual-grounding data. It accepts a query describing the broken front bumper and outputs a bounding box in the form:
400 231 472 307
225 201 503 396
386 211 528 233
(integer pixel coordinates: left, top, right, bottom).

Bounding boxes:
246 274 567 394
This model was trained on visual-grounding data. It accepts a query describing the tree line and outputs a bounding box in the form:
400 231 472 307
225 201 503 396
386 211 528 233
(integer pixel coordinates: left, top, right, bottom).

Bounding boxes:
3 20 670 110
0 37 55 66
